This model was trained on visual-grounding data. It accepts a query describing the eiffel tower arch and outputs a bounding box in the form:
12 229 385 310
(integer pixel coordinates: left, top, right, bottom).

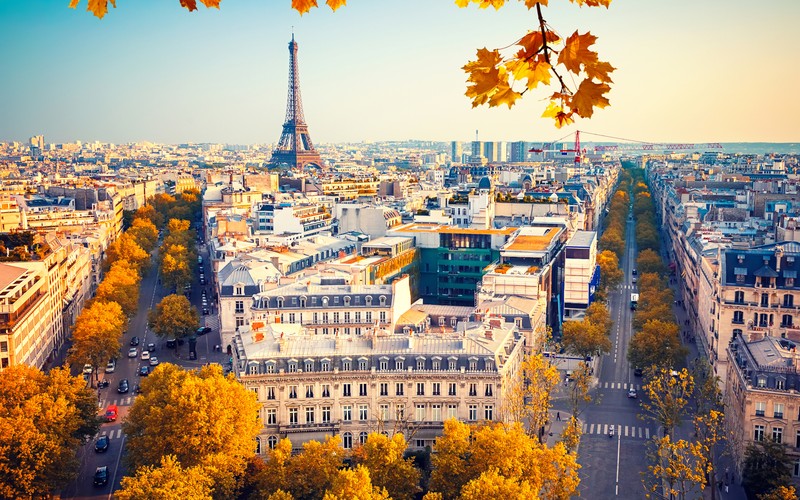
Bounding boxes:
270 35 324 171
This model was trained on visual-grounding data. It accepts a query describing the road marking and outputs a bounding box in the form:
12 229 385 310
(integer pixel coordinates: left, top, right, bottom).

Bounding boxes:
645 428 650 439
615 427 621 495
582 423 588 433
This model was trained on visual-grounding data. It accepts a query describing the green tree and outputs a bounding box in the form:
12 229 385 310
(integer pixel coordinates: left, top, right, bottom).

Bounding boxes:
0 366 100 498
68 300 126 383
352 433 421 500
122 364 261 497
148 294 199 343
742 440 794 499
116 455 214 500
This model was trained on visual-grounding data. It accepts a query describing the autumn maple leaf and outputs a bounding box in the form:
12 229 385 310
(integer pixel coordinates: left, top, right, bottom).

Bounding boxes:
488 81 522 108
558 31 599 74
542 101 574 128
571 78 611 118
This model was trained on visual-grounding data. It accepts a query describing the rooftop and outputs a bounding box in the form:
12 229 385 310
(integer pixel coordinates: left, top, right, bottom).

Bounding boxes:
392 223 517 236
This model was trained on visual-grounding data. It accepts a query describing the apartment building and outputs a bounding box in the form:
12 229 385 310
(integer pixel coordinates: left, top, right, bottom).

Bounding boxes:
726 333 800 485
563 230 599 320
232 318 525 452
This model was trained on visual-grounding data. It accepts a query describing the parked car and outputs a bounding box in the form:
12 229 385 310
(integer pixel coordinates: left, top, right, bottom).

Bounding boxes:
197 327 212 336
117 379 129 394
139 365 150 377
104 405 118 422
82 364 93 374
632 269 637 275
128 347 138 358
147 343 156 352
149 357 159 367
141 351 150 361
93 466 109 487
104 359 116 373
94 435 109 453
130 336 139 346
202 308 209 315
634 367 643 376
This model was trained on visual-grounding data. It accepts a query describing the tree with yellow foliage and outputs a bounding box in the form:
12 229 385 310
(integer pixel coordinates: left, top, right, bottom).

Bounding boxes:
352 433 421 500
148 294 199 343
644 435 708 500
122 364 261 497
127 217 159 253
70 0 614 128
597 249 624 293
95 260 141 317
116 455 214 500
628 319 685 371
106 232 151 274
0 366 100 498
322 465 391 500
640 367 694 438
285 436 345 500
501 352 559 439
68 299 126 382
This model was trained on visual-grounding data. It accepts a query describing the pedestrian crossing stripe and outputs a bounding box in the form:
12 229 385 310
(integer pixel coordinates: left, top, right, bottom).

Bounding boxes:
600 382 643 390
582 423 651 439
99 429 123 439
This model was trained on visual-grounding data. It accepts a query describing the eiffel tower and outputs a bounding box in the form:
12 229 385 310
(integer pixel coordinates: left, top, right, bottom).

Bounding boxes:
270 35 323 170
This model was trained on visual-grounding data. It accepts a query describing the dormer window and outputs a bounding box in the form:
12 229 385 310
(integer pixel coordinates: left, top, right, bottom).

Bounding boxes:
365 296 373 306
235 285 244 296
322 297 329 307
344 296 351 306
300 296 307 308
379 296 387 306
277 297 284 308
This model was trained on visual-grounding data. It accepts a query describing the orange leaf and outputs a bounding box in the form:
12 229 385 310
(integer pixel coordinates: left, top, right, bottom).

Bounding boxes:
558 31 599 74
199 0 221 8
584 60 615 83
180 0 198 12
571 78 610 118
488 81 522 108
292 0 318 15
455 0 506 9
86 0 115 18
524 0 548 7
570 0 611 7
465 67 503 107
542 102 574 129
326 0 347 10
463 47 502 74
507 56 551 90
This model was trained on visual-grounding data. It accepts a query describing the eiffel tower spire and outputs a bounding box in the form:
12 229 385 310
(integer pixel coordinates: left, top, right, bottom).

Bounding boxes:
271 35 323 170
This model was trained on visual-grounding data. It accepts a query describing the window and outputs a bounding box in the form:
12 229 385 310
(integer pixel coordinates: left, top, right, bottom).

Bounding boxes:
235 300 244 314
734 291 745 304
416 404 426 421
268 435 278 449
432 358 441 370
432 404 442 421
468 404 478 421
396 404 405 420
783 315 793 328
733 311 744 324
359 383 368 397
469 383 477 397
342 432 353 449
756 401 766 416
306 407 315 423
342 405 352 422
775 403 785 419
754 425 765 441
288 362 297 373
359 359 368 371
433 382 441 396
484 405 494 420
795 430 800 448
322 406 331 423
267 408 276 425
762 293 770 307
267 386 276 400
343 383 352 397
380 404 389 420
305 360 314 372
380 359 388 371
395 358 404 370
236 317 245 328
469 359 477 371
342 360 351 371
359 405 368 421
333 312 340 323
366 311 372 322
485 384 493 397
785 294 795 307
380 383 388 396
380 311 387 323
449 383 457 396
448 404 458 419
322 384 330 398
355 311 361 322
774 427 784 444
313 312 318 324
289 386 298 399
417 383 425 396
758 377 767 388
777 379 786 390
360 431 369 445
305 385 314 398
379 296 387 306
288 313 296 324
322 312 329 323
396 383 404 396
417 358 425 370
289 408 298 424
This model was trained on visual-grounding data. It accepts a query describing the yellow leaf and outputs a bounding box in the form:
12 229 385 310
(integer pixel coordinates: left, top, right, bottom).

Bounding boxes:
454 0 471 7
571 78 610 118
326 0 347 10
463 47 502 74
292 0 318 15
86 0 115 19
570 0 611 6
455 0 506 9
465 67 502 108
488 82 521 108
558 31 599 74
542 102 574 128
507 57 551 90
199 0 221 8
584 60 615 83
69 0 80 8
524 0 548 7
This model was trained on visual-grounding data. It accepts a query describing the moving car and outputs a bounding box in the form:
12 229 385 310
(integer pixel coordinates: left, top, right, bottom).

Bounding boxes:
632 269 637 275
147 343 156 352
634 367 643 376
104 405 118 422
94 435 109 453
202 308 209 315
166 339 177 349
93 466 109 487
627 387 638 399
117 379 129 394
128 347 138 358
105 359 115 373
197 326 212 336
139 365 150 377
141 351 150 360
82 364 93 374
130 336 139 346
149 357 159 367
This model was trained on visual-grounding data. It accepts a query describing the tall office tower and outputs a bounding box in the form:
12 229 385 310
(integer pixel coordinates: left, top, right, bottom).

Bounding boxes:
483 141 505 162
270 35 323 170
29 135 44 149
510 141 527 162
471 140 483 157
451 141 463 164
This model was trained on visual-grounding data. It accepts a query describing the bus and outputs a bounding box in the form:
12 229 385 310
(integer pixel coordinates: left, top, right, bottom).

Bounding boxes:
631 293 639 310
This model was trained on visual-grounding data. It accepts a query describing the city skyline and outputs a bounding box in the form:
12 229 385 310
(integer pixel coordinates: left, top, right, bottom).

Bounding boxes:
1 0 799 145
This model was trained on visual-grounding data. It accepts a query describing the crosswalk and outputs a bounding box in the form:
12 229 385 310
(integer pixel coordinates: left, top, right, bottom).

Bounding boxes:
582 423 652 439
100 396 133 407
600 382 643 390
98 428 124 439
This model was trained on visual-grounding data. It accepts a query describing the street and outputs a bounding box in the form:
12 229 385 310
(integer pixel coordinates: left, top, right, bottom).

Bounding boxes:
60 238 226 499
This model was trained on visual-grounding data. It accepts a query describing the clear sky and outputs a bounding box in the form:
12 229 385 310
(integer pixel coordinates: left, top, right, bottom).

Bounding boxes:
1 0 798 145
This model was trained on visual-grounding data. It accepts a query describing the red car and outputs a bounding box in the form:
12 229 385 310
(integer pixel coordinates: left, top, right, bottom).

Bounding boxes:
104 404 118 422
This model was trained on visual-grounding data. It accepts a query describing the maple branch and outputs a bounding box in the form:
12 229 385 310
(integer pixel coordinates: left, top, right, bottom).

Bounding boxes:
536 3 570 95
